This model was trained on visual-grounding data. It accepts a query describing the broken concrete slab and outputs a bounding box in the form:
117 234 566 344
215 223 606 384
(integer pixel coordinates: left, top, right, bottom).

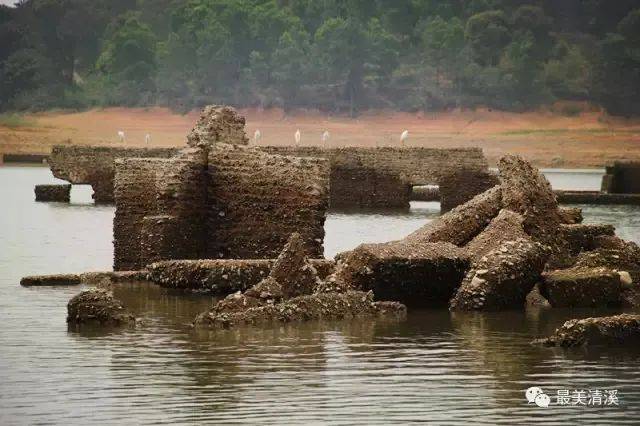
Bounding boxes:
534 314 640 347
268 233 322 298
193 290 406 329
328 241 469 307
541 266 623 308
558 207 583 224
560 224 616 255
463 209 528 261
20 274 81 287
405 185 502 246
146 259 334 294
450 238 549 311
67 289 136 326
498 155 561 244
34 184 71 202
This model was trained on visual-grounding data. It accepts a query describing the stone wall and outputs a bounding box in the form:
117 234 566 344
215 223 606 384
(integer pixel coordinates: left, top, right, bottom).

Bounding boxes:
208 144 330 259
113 156 208 270
34 184 71 202
438 169 499 212
601 161 640 194
260 146 490 209
49 146 179 202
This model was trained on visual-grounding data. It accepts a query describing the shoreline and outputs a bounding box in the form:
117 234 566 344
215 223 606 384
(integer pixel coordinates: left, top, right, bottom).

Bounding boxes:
1 106 640 168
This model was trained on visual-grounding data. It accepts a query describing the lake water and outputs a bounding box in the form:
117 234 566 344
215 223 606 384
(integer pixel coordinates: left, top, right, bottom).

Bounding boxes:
2 166 640 424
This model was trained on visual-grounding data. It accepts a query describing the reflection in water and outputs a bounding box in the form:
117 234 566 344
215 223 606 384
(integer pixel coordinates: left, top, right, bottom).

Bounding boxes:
3 166 640 423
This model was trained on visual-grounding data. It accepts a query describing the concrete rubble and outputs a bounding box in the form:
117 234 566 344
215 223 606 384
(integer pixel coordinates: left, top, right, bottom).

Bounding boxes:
34 184 71 202
67 289 136 326
534 314 640 347
194 233 407 328
541 266 624 308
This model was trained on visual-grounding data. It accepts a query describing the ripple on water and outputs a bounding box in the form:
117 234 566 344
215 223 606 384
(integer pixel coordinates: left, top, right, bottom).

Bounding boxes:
2 166 640 424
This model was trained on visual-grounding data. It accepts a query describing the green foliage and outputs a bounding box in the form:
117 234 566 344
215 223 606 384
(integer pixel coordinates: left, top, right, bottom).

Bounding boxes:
0 0 639 115
0 113 37 128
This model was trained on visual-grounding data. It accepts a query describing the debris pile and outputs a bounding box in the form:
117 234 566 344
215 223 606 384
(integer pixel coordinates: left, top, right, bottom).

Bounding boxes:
67 289 136 326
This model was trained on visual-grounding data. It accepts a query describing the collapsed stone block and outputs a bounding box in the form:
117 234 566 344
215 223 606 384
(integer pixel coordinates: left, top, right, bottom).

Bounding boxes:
207 144 329 259
558 207 583 224
20 273 81 287
267 233 322 298
526 283 551 309
187 105 249 147
329 241 468 307
67 289 136 326
450 238 549 311
405 185 502 246
541 266 623 308
498 155 561 244
34 184 71 202
463 209 528 261
146 259 335 294
574 237 640 282
560 224 616 255
438 168 499 212
534 314 640 347
193 290 406 329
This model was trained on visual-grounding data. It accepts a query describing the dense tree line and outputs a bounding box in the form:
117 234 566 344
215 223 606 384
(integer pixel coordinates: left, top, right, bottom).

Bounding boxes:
1 0 640 115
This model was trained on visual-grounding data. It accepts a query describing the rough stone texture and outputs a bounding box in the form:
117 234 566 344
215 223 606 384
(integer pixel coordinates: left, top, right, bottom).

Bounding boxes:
268 233 322 298
558 207 583 224
113 156 208 270
535 314 640 347
574 236 640 282
526 283 551 308
498 155 562 245
20 271 146 287
187 105 249 147
208 144 329 259
411 185 440 201
439 169 499 212
560 224 616 255
329 241 468 307
21 274 81 287
193 290 406 329
146 259 335 294
34 184 71 202
601 161 640 194
67 289 136 326
450 238 550 311
49 145 178 202
541 266 623 308
405 185 502 246
463 209 528 261
261 146 490 209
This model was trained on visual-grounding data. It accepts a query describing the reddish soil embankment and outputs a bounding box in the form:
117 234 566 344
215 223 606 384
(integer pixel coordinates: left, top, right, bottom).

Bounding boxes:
1 107 639 167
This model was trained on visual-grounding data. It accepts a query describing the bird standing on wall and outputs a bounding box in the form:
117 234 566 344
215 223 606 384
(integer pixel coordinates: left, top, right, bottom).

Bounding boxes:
322 130 330 143
145 133 151 144
254 129 261 144
117 131 125 143
400 130 409 145
294 129 301 146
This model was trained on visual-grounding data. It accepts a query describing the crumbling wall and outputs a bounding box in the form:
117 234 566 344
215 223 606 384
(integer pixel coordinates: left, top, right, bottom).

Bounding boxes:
207 144 330 259
260 146 489 209
113 155 208 270
187 105 249 147
601 161 640 194
49 146 179 202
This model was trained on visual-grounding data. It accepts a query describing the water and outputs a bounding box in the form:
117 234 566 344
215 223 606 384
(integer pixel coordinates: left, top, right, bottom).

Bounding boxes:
2 165 640 424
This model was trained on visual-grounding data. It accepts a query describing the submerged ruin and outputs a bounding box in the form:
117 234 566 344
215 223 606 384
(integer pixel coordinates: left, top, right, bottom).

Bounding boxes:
22 104 640 339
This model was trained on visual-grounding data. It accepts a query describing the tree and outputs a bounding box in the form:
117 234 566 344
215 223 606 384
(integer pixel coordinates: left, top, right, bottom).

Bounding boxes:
465 10 510 66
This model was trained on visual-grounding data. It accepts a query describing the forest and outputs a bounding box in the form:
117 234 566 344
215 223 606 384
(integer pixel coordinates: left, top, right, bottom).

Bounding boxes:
1 0 640 116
